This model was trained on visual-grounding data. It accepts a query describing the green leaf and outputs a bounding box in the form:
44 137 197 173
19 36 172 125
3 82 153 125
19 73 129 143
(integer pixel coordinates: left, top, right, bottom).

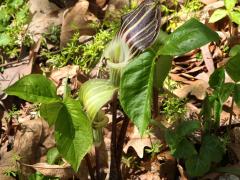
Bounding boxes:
165 129 182 151
233 83 240 107
209 68 225 90
120 51 155 135
55 98 93 171
224 0 237 11
229 11 240 25
200 134 224 163
186 154 211 177
8 0 24 9
219 83 235 103
5 74 60 104
177 120 201 137
173 138 197 159
40 102 64 126
15 5 29 25
225 53 240 82
28 172 56 180
47 147 60 165
154 55 173 88
79 79 117 121
213 99 222 125
216 166 240 175
159 18 220 56
0 33 12 46
202 95 215 131
209 9 228 23
229 45 240 57
151 30 170 51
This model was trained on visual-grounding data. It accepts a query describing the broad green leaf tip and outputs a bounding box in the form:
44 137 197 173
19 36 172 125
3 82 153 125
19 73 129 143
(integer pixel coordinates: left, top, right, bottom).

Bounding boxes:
159 18 220 56
4 74 60 104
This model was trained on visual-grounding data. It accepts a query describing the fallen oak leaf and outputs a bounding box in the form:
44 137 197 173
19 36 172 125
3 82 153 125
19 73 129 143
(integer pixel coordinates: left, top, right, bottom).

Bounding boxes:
123 126 160 158
173 80 209 100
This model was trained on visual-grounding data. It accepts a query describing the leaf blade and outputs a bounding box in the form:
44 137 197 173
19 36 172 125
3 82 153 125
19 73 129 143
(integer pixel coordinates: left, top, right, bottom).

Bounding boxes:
229 11 240 25
224 0 237 11
55 98 93 171
225 53 240 82
120 51 155 135
209 9 227 23
159 18 220 56
5 74 60 104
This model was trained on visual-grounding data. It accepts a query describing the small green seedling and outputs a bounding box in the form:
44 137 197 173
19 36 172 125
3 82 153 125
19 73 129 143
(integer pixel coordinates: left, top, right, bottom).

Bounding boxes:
209 0 240 25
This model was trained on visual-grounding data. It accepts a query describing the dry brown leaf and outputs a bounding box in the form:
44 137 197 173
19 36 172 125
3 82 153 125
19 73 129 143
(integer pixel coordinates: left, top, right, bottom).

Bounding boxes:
170 73 192 83
180 73 196 80
28 0 63 40
201 44 215 75
49 65 80 85
123 126 160 158
20 162 75 178
187 66 205 74
173 80 208 100
0 61 33 93
196 72 210 82
96 0 107 7
0 39 41 94
138 171 161 180
200 0 217 5
60 1 97 47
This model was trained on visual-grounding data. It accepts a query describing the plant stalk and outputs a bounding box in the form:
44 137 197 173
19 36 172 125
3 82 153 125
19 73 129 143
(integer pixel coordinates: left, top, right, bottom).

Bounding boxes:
229 96 234 128
85 154 96 180
116 116 130 173
109 92 119 179
95 146 101 180
152 87 159 118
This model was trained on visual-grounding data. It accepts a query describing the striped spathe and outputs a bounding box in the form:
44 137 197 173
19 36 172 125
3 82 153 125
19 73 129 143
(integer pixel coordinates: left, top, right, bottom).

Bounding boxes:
118 0 161 58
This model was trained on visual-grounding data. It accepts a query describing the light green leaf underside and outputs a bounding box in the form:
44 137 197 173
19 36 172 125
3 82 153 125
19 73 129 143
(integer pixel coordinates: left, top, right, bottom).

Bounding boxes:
47 147 60 165
120 51 155 135
209 9 227 23
229 11 240 25
224 0 237 11
79 79 117 121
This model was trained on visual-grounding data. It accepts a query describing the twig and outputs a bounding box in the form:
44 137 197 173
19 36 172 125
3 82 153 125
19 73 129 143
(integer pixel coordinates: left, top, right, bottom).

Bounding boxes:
109 92 119 179
0 57 30 68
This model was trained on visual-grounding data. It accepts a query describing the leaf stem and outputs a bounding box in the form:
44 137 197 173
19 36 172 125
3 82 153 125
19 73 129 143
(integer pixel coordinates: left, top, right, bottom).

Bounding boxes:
152 87 159 118
95 146 101 180
85 154 96 180
116 115 129 174
109 92 119 179
229 96 234 128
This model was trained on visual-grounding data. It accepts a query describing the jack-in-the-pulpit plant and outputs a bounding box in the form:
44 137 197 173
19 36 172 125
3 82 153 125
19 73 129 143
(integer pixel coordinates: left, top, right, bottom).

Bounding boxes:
4 0 228 177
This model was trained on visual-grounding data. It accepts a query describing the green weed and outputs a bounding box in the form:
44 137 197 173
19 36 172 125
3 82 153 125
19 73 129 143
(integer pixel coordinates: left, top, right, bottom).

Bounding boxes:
0 0 31 60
